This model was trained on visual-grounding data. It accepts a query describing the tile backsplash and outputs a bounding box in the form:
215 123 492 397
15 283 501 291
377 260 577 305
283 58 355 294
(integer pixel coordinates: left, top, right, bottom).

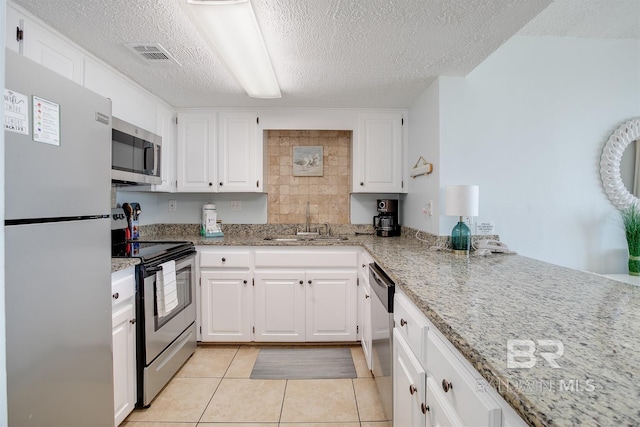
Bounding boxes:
266 130 352 224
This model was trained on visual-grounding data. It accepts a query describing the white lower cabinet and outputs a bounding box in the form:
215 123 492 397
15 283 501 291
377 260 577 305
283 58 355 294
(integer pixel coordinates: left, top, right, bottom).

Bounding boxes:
253 270 357 342
358 250 374 369
198 247 358 343
426 377 465 427
253 248 358 342
394 329 427 427
199 248 252 342
393 289 527 427
200 271 252 342
254 272 306 342
111 268 136 426
305 271 358 341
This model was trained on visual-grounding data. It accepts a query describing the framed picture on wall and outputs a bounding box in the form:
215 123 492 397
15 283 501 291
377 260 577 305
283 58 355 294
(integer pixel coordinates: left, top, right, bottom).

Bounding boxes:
293 146 323 176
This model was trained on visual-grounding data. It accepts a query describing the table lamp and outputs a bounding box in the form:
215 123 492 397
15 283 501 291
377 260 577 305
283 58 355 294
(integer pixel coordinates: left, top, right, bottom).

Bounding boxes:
445 185 479 255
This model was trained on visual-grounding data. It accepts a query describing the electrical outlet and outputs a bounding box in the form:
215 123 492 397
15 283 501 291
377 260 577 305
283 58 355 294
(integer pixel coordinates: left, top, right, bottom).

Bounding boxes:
422 200 433 217
230 201 241 211
168 199 177 212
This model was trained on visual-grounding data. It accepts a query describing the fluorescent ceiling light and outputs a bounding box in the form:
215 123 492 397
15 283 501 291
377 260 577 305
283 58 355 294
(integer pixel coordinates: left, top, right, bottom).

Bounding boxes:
187 0 281 99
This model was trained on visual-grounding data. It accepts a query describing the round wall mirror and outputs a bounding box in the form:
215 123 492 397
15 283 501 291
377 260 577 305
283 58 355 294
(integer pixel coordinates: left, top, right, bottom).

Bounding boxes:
600 118 640 210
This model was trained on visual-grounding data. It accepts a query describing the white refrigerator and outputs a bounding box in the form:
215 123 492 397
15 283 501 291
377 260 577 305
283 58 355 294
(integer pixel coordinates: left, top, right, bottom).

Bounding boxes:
4 49 114 426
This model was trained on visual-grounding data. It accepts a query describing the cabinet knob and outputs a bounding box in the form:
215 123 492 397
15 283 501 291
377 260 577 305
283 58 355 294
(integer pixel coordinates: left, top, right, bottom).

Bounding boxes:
362 263 365 268
360 182 364 186
365 294 370 299
400 318 407 327
219 182 223 186
308 280 312 284
421 403 429 414
130 318 136 325
299 280 304 285
243 280 248 284
112 292 119 300
409 384 417 395
209 182 213 186
221 257 226 262
442 379 453 393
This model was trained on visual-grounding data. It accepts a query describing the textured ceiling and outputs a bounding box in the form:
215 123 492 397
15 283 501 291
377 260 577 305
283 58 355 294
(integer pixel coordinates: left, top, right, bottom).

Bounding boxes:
10 0 638 109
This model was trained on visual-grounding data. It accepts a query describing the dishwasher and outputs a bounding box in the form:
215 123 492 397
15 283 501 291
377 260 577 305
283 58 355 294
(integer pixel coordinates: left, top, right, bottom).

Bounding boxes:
369 262 395 421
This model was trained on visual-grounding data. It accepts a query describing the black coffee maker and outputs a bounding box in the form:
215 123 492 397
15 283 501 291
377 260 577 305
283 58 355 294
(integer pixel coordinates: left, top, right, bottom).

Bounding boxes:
373 199 400 237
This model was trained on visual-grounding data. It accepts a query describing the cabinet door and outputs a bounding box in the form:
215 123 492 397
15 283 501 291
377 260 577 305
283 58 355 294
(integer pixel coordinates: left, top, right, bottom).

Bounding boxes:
201 271 252 342
359 250 374 369
112 300 136 426
177 113 217 192
360 278 372 369
254 272 305 342
305 272 358 342
355 113 404 193
153 105 176 192
393 329 427 427
426 378 465 427
21 18 85 84
218 112 261 192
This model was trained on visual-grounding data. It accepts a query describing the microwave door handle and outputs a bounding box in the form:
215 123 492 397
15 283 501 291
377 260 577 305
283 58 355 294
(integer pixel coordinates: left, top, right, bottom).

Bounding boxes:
143 144 154 173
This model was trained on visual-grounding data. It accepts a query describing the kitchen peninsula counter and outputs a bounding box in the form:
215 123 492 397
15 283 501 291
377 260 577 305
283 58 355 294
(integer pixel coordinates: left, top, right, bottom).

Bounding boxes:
120 228 640 426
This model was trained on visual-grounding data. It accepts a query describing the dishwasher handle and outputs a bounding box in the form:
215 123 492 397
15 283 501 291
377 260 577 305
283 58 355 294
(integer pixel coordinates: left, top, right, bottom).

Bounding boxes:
369 263 395 313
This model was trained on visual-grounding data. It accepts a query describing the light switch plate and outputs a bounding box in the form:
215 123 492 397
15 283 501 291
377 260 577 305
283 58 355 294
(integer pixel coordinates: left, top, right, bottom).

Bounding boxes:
168 199 177 212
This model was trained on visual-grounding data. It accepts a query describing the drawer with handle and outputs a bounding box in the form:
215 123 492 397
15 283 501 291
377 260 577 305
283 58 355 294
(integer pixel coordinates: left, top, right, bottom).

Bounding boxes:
200 250 251 268
394 291 429 360
111 267 135 305
425 330 502 427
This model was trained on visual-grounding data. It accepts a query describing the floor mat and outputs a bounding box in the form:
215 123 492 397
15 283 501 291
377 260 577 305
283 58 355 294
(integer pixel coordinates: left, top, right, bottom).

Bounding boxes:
250 347 357 380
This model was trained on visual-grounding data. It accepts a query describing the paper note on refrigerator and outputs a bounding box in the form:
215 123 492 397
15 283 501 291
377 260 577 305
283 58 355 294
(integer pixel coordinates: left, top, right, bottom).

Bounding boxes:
33 95 61 146
4 89 29 135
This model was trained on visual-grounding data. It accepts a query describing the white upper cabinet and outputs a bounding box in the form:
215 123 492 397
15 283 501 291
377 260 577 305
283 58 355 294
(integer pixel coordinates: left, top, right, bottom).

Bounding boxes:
218 112 262 192
7 6 84 84
177 113 217 192
354 112 405 193
153 105 177 192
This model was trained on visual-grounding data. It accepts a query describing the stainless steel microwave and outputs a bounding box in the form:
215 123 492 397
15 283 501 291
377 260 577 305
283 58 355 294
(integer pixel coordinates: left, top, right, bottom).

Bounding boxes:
111 117 161 185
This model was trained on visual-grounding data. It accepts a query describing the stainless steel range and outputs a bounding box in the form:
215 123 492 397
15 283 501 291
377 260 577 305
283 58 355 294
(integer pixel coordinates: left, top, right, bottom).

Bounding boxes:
112 209 197 407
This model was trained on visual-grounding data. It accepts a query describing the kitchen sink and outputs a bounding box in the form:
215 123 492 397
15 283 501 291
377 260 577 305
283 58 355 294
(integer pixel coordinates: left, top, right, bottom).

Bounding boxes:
263 236 348 242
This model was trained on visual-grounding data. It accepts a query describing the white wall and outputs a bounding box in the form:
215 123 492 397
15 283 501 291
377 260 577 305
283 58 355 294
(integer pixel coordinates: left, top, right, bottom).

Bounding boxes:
407 35 640 272
405 80 440 234
116 191 401 225
0 0 8 423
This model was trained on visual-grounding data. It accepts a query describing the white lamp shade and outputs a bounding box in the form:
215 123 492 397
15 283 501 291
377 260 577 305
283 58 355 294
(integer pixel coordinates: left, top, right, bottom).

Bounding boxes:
445 185 479 217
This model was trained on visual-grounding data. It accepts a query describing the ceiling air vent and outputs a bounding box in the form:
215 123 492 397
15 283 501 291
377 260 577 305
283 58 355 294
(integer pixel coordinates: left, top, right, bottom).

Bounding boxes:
124 43 181 66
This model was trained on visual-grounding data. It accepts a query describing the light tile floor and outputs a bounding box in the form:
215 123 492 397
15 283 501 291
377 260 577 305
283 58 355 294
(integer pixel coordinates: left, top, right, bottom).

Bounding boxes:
123 344 391 427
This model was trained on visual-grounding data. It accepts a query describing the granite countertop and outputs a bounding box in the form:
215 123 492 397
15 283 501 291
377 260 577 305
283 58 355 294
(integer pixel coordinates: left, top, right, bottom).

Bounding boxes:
361 237 640 427
111 257 140 273
112 227 640 425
